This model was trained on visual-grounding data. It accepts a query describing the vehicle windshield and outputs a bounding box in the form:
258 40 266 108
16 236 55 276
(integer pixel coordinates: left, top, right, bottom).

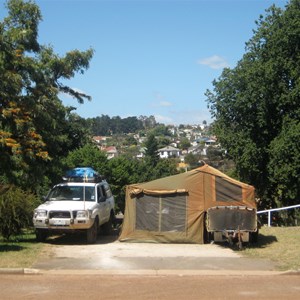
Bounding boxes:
47 186 95 201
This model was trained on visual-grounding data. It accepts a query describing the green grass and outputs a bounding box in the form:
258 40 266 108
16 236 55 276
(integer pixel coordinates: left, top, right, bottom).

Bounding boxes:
0 230 44 268
240 226 300 271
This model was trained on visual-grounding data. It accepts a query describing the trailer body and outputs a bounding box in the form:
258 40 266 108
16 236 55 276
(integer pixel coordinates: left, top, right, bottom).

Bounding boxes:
206 206 258 245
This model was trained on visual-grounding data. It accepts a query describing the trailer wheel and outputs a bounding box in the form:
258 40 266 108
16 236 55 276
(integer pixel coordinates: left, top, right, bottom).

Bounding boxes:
250 230 259 243
238 239 243 250
228 234 234 246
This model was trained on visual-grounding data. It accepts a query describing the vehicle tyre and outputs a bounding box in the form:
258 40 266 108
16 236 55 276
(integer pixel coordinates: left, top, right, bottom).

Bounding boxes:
228 234 234 246
203 228 213 244
238 240 243 250
36 229 48 242
102 210 115 235
250 230 259 243
87 219 98 244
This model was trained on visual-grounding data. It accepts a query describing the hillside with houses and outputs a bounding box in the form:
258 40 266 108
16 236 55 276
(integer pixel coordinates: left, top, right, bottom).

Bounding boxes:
91 120 229 172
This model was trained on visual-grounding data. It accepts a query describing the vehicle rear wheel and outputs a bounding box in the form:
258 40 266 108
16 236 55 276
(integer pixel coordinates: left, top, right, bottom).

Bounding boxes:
36 229 48 242
87 219 98 244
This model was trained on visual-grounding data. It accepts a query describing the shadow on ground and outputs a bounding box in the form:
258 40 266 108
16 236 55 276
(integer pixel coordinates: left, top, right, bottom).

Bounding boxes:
244 233 278 249
44 227 120 246
0 244 25 252
216 232 278 252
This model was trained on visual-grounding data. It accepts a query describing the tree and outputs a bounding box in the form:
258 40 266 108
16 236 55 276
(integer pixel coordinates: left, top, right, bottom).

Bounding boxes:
64 144 108 177
0 0 94 190
184 153 200 168
150 158 178 180
206 0 300 209
107 156 142 213
144 133 159 167
179 137 191 151
139 115 157 129
268 119 300 207
0 185 39 240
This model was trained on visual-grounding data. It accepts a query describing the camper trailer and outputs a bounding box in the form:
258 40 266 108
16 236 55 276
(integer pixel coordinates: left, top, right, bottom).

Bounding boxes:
206 205 258 248
119 164 257 245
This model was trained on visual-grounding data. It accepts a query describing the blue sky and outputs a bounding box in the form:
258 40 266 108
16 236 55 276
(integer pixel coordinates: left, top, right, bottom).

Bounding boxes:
1 0 287 125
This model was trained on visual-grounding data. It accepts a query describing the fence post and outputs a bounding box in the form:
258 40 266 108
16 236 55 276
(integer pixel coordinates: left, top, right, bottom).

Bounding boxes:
268 210 271 227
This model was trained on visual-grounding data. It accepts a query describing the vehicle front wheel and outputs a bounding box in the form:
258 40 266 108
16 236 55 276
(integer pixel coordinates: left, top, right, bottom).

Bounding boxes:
87 219 98 244
36 229 48 242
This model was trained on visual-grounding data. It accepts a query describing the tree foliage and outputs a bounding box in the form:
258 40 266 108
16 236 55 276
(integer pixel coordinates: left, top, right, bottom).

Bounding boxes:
107 156 142 212
206 0 300 208
64 144 108 177
0 185 39 240
0 0 93 190
144 133 159 167
88 115 149 136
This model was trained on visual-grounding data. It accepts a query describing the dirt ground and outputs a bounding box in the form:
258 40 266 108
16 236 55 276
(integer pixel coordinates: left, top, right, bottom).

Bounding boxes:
1 273 300 300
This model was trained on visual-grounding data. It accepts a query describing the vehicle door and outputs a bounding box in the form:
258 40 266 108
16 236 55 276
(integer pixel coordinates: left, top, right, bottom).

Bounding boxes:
97 184 110 224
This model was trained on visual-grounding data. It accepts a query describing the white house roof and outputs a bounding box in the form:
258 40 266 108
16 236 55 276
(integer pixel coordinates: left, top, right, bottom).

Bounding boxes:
158 146 179 152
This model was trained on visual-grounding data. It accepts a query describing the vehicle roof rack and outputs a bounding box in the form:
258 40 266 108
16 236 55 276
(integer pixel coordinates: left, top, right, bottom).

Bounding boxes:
62 167 105 183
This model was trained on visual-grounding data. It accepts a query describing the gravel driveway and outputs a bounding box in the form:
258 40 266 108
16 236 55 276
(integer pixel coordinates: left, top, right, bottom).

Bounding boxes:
32 233 277 273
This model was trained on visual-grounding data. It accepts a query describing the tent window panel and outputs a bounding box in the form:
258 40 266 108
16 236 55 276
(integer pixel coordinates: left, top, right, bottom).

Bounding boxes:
135 194 187 232
215 177 242 202
136 195 159 231
161 195 186 232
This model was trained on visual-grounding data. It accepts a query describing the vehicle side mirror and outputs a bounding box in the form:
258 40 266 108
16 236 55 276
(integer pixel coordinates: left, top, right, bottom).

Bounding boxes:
42 196 47 202
98 196 106 203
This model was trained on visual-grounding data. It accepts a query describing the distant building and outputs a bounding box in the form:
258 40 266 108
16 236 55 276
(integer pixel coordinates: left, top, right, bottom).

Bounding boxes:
92 136 110 147
103 146 118 159
158 145 181 159
136 147 146 159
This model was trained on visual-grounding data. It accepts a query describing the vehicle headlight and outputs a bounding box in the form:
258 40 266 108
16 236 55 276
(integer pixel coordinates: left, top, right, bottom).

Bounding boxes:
76 210 89 218
34 210 47 218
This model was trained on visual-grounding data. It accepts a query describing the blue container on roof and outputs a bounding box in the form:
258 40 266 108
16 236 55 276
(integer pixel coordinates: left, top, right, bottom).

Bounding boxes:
64 167 103 182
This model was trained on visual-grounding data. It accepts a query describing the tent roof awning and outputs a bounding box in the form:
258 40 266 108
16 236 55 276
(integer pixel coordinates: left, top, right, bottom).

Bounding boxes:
129 188 188 196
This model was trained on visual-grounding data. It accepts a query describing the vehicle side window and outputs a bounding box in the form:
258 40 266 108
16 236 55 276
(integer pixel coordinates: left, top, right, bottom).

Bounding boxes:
104 183 113 198
101 185 107 199
97 185 107 202
97 186 104 202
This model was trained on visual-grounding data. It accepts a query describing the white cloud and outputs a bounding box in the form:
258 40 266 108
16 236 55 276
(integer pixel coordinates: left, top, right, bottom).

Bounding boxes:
197 55 229 69
153 108 212 125
159 101 172 107
151 92 173 108
154 114 174 124
168 109 212 125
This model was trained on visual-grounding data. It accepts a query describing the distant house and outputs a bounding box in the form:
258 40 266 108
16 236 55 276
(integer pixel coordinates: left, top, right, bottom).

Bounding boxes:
103 146 118 159
92 136 110 147
187 145 203 155
136 147 146 159
158 145 181 159
205 139 217 146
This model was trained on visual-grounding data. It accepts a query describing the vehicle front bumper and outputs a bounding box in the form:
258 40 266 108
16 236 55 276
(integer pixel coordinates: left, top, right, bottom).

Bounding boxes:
33 217 94 231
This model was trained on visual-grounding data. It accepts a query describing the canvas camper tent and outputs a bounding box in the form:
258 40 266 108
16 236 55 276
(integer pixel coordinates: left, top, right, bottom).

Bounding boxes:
119 164 256 244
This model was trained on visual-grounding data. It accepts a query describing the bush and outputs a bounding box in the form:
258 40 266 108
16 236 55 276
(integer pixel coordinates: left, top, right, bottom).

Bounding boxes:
0 185 39 241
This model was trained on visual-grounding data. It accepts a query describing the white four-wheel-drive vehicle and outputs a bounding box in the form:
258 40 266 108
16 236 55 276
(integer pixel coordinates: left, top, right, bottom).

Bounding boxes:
33 167 115 243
